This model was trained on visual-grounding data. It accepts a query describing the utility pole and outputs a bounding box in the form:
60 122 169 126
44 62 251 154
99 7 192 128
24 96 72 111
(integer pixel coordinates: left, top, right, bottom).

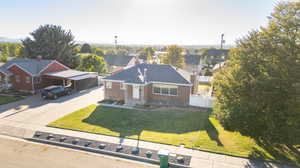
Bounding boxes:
114 35 118 50
220 34 225 49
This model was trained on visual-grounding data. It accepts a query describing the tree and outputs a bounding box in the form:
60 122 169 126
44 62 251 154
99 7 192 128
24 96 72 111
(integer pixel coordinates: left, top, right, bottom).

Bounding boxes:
80 43 92 53
139 47 155 63
21 24 78 68
77 54 107 74
0 44 8 62
213 1 300 144
162 45 185 68
92 47 105 56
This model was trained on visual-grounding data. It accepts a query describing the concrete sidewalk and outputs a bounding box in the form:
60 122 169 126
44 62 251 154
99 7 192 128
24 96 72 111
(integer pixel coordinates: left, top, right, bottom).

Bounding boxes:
0 122 297 168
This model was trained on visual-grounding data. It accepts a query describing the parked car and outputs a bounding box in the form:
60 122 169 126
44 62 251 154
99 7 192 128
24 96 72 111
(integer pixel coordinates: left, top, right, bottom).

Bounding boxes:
41 85 72 99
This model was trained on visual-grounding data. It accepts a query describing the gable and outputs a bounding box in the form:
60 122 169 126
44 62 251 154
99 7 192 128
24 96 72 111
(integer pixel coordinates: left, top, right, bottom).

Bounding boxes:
40 61 70 74
7 64 33 76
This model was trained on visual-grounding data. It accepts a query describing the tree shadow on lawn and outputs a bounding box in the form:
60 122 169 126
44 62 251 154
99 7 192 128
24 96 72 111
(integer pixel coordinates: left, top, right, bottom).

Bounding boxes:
249 139 300 167
82 106 223 146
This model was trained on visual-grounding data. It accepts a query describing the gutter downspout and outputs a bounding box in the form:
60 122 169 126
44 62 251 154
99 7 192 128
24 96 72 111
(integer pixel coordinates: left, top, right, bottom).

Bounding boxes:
32 76 35 94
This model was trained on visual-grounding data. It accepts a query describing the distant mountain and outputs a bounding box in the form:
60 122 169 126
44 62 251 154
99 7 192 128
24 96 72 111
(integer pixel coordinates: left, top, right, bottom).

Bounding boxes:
0 37 21 43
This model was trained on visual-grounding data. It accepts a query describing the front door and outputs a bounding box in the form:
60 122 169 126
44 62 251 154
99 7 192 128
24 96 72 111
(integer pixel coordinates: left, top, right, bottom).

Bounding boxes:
132 85 140 99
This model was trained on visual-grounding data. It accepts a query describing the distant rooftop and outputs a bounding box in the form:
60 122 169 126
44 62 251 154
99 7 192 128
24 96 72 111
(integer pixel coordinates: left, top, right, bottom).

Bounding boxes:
103 54 135 66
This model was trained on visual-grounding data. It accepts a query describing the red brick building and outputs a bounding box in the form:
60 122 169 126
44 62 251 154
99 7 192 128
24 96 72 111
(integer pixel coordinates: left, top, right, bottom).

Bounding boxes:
0 58 98 93
102 63 198 106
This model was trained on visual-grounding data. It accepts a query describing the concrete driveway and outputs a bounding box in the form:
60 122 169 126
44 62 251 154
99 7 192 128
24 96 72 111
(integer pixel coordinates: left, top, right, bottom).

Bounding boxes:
0 87 104 127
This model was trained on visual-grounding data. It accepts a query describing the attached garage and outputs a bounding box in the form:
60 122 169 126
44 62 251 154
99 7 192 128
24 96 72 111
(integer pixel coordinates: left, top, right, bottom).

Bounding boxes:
42 70 98 91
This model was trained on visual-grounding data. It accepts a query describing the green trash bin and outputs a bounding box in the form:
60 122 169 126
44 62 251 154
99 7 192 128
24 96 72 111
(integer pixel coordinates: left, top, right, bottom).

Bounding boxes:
158 149 169 168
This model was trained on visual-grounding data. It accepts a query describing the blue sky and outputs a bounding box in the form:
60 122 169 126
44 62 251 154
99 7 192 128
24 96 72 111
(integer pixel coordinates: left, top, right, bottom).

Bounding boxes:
0 0 282 45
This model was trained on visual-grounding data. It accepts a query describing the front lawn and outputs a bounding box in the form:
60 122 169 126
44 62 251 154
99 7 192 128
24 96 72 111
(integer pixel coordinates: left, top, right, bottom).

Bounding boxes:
48 105 300 165
0 95 23 105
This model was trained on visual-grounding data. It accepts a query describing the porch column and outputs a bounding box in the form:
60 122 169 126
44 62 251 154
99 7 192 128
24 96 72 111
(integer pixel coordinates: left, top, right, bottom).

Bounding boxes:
124 84 128 105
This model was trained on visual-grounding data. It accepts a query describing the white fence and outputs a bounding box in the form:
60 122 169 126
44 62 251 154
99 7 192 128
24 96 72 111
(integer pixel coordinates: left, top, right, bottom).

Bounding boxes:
189 94 214 108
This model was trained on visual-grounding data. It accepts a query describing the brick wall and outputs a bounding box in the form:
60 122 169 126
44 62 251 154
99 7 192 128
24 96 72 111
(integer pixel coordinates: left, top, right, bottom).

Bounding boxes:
40 61 69 74
144 84 190 106
7 65 33 92
0 72 6 86
104 81 125 100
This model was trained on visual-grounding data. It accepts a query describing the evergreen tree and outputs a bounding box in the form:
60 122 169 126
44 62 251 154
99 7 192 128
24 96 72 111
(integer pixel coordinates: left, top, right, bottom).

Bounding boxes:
21 24 78 68
80 43 92 53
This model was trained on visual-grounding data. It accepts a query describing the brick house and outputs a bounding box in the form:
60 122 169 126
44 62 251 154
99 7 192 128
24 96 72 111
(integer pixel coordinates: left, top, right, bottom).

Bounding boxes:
102 63 198 106
0 58 98 93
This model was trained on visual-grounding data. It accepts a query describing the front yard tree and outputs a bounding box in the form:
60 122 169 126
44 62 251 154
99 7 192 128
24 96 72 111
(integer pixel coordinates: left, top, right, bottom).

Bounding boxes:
80 43 92 53
21 24 78 68
163 45 185 68
213 1 300 144
77 54 108 74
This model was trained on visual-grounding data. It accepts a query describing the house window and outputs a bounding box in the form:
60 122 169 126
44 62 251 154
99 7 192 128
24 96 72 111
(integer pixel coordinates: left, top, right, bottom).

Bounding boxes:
120 83 125 90
26 76 31 84
153 87 160 94
0 76 2 82
15 75 20 83
106 81 112 89
170 88 178 96
152 84 178 96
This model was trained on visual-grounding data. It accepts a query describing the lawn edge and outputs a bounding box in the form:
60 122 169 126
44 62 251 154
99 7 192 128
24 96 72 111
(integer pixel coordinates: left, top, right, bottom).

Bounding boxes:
46 124 298 167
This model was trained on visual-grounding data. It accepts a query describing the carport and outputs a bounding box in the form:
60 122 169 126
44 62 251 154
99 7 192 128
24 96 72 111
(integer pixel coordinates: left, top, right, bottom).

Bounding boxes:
42 70 98 91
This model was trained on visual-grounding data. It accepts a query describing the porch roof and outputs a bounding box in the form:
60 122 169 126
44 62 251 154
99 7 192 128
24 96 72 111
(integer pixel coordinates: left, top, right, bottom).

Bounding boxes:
44 70 97 81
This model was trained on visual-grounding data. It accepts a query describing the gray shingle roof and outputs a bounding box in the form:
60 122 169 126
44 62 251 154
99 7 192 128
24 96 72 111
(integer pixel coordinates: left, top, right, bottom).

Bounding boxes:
184 54 201 65
0 58 54 75
103 55 135 66
203 49 229 56
103 63 192 85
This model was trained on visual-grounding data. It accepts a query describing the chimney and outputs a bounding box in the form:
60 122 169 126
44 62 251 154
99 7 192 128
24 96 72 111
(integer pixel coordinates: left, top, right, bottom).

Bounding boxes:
36 55 42 61
144 68 147 83
190 71 198 94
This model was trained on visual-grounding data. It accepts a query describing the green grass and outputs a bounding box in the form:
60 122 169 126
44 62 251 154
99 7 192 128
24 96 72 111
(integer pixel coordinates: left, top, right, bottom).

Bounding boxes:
48 105 300 165
0 95 23 105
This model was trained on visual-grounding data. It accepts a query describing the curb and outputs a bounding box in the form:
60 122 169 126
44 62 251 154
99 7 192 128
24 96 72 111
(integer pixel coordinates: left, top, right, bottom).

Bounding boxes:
27 137 191 168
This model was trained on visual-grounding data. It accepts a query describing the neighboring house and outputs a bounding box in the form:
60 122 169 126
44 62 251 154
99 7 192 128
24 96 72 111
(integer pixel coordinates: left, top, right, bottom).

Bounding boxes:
212 61 225 72
184 49 229 74
184 54 203 74
201 49 229 67
0 58 98 93
102 54 136 74
102 63 198 106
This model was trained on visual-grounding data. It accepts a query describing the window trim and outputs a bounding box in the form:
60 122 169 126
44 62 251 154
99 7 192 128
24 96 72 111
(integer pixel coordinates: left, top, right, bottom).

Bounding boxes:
152 84 178 96
106 81 112 89
120 83 125 90
15 75 20 83
25 76 31 84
